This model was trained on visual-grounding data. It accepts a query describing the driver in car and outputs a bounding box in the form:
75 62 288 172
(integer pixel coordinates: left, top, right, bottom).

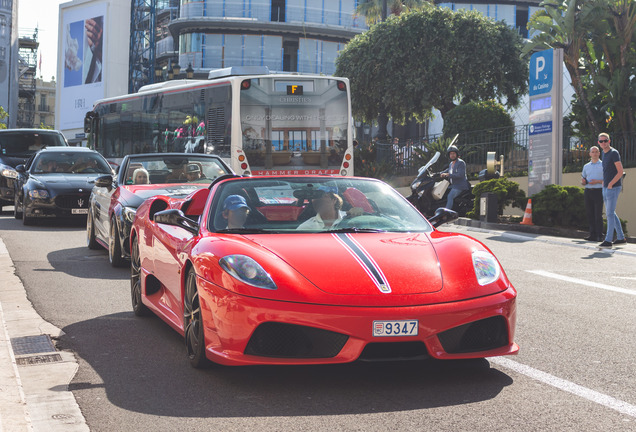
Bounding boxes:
297 186 364 230
221 195 250 229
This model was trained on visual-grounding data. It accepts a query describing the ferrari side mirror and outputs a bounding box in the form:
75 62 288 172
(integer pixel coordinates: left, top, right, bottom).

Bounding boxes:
428 207 458 228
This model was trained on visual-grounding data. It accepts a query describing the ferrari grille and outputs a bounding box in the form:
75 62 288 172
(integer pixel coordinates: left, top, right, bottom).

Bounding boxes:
437 316 509 354
244 322 348 358
359 342 428 362
55 193 90 209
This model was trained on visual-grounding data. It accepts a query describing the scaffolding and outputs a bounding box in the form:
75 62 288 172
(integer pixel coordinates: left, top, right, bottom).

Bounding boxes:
129 0 157 93
17 28 38 128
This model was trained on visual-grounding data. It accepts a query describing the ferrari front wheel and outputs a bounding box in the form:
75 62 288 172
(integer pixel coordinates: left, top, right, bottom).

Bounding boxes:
184 268 211 368
130 236 151 317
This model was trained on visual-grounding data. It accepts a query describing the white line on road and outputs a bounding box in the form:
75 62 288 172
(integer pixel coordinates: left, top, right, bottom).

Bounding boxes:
490 357 636 418
528 270 636 296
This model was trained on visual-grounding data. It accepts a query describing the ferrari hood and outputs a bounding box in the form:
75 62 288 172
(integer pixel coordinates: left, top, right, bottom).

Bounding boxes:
248 233 443 296
120 184 204 208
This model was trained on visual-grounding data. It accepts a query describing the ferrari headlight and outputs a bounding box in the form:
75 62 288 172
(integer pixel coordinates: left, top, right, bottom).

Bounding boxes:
472 250 501 286
219 255 277 290
1 168 18 179
28 189 49 199
123 206 137 223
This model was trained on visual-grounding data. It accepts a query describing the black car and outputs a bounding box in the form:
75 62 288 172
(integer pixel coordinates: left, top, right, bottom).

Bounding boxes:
14 147 113 225
87 153 232 266
0 129 69 210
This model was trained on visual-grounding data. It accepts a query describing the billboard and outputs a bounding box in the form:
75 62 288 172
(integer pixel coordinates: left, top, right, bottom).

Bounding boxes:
59 2 107 130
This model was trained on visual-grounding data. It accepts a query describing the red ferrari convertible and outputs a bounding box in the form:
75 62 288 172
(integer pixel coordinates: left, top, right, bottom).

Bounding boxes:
130 175 518 367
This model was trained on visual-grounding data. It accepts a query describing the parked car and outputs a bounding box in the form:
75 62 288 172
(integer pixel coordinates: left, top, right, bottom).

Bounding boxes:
13 147 112 225
87 153 232 267
0 129 68 210
130 175 518 368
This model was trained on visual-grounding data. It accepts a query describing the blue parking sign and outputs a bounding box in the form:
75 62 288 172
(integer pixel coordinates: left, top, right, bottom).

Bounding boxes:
529 49 553 96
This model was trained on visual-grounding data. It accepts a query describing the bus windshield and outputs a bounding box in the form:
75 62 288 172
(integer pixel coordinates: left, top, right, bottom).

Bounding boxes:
240 77 349 175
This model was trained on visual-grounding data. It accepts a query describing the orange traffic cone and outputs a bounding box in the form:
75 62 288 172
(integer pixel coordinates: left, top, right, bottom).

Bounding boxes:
520 199 534 225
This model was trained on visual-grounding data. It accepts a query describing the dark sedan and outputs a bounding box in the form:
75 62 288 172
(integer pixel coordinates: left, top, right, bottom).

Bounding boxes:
13 147 113 225
86 153 231 267
0 129 68 210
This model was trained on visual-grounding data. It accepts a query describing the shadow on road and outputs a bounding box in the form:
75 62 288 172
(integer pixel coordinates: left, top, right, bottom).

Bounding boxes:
46 246 129 280
62 312 513 418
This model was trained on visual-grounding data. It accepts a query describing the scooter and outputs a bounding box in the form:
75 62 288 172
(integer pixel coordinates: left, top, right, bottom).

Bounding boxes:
407 151 475 218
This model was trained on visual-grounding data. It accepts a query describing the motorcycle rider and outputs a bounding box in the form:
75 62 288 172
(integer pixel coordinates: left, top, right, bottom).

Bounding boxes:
440 145 470 211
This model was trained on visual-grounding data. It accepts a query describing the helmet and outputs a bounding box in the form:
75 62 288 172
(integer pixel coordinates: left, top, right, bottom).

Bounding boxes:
447 145 460 158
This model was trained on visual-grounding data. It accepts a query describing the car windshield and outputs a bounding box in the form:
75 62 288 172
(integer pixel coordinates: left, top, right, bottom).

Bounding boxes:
122 156 229 185
0 132 67 157
209 177 432 233
32 152 113 174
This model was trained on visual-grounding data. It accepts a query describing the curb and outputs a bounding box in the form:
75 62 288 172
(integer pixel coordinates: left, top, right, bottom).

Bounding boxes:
0 238 88 432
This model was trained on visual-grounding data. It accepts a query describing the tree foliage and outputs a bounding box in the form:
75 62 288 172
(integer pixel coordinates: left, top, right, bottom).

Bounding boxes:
0 106 7 129
336 8 528 126
443 100 514 137
526 0 636 137
355 0 431 25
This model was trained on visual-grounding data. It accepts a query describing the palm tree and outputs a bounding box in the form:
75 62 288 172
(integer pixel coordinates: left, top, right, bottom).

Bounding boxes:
356 0 431 26
524 0 601 135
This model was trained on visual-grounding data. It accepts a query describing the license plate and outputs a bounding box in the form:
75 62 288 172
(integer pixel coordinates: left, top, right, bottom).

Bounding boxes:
72 208 88 214
373 320 418 337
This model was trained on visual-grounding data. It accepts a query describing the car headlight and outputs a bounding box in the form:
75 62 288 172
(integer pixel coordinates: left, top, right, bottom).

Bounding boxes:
123 206 137 223
1 168 18 179
219 255 277 290
28 189 49 199
472 250 501 286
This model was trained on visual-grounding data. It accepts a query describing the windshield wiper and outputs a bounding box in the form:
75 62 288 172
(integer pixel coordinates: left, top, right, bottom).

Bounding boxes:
325 227 385 233
216 228 270 234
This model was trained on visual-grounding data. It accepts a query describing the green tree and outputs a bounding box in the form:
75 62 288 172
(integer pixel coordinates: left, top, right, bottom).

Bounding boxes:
356 0 431 25
0 106 8 129
336 8 527 132
525 0 601 135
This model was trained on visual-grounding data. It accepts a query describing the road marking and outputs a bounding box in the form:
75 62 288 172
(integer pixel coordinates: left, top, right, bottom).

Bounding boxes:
528 270 636 296
490 357 636 418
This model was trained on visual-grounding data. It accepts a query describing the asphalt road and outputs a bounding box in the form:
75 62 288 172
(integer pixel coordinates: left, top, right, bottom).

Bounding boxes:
1 211 635 431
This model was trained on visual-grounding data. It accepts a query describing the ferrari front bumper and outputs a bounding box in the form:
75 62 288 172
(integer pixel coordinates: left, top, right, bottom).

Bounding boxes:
196 278 518 366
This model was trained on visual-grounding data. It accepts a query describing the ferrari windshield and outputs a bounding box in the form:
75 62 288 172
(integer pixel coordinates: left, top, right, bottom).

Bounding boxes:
122 155 230 185
210 177 432 233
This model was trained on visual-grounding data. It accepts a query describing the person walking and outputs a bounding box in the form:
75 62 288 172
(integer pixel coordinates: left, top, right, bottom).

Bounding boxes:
598 133 626 248
581 146 604 241
440 145 470 211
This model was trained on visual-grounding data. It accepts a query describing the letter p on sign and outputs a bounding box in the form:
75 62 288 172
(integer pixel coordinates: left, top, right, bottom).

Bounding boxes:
535 57 545 80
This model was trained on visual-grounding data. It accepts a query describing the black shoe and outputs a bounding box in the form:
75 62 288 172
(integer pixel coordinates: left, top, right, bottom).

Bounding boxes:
613 239 627 245
598 241 613 248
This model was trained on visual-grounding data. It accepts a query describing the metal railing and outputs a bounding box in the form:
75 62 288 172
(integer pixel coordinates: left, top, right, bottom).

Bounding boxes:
364 126 636 179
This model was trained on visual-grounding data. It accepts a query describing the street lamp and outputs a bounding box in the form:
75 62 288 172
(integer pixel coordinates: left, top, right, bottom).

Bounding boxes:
167 66 174 80
172 63 181 76
186 63 194 79
155 65 163 82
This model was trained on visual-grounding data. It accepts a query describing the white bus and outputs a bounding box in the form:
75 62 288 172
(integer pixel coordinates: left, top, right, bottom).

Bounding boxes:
84 66 354 176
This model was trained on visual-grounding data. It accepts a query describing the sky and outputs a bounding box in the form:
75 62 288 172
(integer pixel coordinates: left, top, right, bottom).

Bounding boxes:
18 0 68 82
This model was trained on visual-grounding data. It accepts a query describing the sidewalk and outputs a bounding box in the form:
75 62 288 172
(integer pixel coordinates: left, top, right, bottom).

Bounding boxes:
0 238 88 432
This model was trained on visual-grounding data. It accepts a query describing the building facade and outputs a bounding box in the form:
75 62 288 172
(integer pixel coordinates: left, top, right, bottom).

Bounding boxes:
35 78 56 129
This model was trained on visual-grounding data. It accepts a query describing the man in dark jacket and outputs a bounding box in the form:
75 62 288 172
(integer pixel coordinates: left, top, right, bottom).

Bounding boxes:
440 145 470 211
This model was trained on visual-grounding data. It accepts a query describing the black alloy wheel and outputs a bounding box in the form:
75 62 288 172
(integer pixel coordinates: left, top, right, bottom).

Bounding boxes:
22 202 33 226
184 268 211 368
13 198 22 219
130 236 151 317
86 209 100 249
109 216 126 267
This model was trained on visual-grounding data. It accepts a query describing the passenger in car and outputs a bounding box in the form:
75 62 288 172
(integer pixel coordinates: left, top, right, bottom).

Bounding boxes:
297 186 364 230
132 168 150 184
221 195 250 229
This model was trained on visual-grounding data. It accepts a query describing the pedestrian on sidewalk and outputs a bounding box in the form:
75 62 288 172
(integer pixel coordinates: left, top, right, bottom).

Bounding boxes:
581 145 604 241
598 133 626 248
